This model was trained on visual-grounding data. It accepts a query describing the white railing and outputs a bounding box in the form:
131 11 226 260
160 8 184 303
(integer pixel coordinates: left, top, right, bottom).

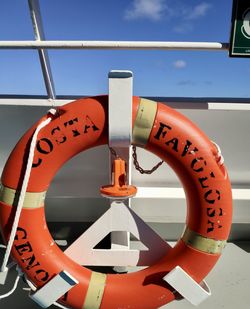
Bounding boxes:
0 40 229 51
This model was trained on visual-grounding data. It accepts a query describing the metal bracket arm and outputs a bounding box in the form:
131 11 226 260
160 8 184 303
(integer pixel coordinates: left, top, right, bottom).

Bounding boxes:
29 270 78 308
164 266 211 306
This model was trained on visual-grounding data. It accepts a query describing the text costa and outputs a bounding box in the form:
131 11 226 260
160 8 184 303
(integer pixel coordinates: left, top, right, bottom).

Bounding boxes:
32 114 99 168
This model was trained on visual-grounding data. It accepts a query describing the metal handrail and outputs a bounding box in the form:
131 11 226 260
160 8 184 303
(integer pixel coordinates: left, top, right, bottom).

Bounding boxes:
0 40 229 51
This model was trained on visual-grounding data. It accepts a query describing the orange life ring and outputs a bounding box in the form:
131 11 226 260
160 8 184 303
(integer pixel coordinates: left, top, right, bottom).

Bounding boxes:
0 96 232 309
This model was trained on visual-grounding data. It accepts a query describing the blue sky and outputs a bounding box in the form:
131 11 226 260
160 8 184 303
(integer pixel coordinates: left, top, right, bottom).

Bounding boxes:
0 0 249 98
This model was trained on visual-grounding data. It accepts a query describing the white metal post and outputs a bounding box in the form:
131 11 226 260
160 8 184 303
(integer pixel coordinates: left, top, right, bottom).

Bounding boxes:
28 0 56 100
108 71 133 271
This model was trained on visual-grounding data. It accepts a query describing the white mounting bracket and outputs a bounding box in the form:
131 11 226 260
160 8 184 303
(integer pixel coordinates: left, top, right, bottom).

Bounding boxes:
163 266 211 306
65 70 170 268
29 270 78 308
108 70 133 148
108 70 133 271
64 202 171 266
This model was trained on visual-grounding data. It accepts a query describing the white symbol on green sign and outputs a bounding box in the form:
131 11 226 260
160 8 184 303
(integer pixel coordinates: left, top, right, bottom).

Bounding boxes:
242 9 250 39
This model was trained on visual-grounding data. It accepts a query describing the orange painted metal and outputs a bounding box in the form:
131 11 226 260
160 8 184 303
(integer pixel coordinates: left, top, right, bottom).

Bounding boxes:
100 158 137 199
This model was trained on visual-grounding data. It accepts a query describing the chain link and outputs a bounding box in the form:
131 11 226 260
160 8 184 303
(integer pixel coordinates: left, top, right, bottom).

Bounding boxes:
109 146 164 174
132 145 164 174
109 147 119 158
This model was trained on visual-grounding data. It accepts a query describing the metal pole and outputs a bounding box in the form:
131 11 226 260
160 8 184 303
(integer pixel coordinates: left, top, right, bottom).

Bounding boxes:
0 40 229 51
28 0 56 99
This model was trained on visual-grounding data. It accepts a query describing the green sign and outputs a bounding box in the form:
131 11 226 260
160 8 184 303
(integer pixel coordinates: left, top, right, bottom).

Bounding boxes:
230 0 250 57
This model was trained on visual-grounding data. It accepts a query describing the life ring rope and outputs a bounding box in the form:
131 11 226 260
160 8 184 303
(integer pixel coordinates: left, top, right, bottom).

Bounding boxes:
212 141 225 166
0 109 56 274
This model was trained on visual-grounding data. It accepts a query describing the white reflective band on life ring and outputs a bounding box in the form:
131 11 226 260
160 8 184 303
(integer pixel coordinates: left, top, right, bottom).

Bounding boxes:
0 185 46 209
83 272 107 309
182 227 227 254
132 98 157 146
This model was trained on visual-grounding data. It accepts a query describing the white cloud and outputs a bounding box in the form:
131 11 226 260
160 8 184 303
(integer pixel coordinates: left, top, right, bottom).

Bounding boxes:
124 0 168 21
172 2 212 33
124 1 212 33
173 60 187 69
173 23 193 33
185 2 212 20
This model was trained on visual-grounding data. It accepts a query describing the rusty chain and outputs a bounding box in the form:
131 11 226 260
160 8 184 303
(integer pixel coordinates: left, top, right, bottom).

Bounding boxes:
109 146 164 174
109 147 119 158
132 145 164 174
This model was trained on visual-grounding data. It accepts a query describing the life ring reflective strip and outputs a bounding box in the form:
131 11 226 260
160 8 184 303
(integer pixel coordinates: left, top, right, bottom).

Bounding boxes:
181 227 227 255
0 186 46 209
0 96 232 309
133 98 157 146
